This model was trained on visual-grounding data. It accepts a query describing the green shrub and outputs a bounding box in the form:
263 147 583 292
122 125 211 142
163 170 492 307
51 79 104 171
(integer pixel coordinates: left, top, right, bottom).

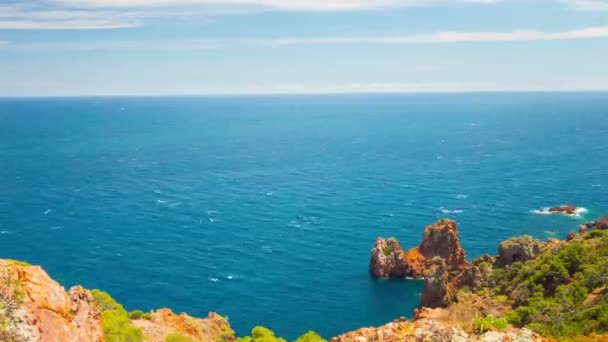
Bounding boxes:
237 326 287 342
165 333 194 342
474 314 508 333
128 310 145 320
141 313 152 320
382 246 394 256
294 331 327 342
91 289 146 342
490 233 608 338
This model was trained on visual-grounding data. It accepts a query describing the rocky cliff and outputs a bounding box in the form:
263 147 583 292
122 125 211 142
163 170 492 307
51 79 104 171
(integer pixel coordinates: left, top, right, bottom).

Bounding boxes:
369 215 608 341
0 259 234 342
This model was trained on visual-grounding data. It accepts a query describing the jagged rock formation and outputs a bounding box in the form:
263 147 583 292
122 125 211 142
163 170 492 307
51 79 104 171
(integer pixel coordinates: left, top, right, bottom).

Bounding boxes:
369 219 468 279
495 236 547 267
0 259 104 342
132 309 235 342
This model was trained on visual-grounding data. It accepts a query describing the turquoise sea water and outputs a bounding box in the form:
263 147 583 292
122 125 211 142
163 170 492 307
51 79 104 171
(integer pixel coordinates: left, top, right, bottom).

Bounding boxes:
0 93 607 339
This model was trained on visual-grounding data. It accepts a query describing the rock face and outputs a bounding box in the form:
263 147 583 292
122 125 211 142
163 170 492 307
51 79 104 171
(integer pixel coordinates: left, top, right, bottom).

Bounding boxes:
495 237 547 267
369 219 467 279
0 259 104 342
420 257 449 308
419 219 467 273
132 309 235 342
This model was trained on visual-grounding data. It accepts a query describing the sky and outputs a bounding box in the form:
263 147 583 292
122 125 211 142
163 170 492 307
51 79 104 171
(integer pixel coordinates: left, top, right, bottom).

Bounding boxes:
0 0 607 96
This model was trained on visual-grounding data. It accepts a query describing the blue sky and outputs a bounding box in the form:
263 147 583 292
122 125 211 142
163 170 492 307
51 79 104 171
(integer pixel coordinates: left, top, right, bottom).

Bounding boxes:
1 0 607 96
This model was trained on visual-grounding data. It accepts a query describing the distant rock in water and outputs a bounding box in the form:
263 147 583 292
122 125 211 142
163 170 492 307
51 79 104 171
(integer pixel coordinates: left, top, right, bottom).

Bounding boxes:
369 219 468 279
533 204 587 217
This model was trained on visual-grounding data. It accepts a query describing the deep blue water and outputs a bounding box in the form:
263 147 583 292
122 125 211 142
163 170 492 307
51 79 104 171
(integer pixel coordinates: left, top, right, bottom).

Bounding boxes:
0 93 607 339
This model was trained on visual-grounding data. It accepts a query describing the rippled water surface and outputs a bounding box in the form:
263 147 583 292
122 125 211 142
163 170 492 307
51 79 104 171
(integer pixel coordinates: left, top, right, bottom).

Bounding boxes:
1 93 607 339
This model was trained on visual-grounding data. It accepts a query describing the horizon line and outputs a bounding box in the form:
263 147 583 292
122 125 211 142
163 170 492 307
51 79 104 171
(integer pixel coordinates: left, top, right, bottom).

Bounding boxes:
2 89 608 99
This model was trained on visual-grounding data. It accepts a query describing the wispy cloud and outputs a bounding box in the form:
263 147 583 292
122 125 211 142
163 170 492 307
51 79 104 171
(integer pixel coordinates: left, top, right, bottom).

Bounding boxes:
267 26 608 45
563 0 608 11
0 0 500 30
51 0 442 11
0 4 141 29
7 26 608 50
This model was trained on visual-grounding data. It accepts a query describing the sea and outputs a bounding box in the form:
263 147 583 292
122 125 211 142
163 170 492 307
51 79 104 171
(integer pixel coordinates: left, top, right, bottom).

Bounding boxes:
0 93 607 339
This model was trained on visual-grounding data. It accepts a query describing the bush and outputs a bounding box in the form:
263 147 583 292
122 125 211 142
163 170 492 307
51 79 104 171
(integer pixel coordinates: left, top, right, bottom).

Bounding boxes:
491 233 608 338
237 326 287 342
128 310 145 320
294 331 327 342
141 313 152 320
91 290 146 342
474 314 508 333
165 333 194 342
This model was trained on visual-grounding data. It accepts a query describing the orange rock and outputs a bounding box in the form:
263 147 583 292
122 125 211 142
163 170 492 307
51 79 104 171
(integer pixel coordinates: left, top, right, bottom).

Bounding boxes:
369 219 468 279
0 259 104 342
133 308 235 342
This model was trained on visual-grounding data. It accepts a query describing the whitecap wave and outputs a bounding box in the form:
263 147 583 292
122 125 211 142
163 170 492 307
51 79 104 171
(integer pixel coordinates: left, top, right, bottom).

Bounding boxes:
440 207 463 214
0 230 10 235
44 209 52 215
456 194 468 200
209 278 219 283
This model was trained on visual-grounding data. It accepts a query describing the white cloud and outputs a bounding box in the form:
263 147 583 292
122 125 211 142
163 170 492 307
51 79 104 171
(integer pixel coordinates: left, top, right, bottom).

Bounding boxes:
266 26 608 45
51 0 436 11
0 0 503 30
563 0 608 11
7 26 608 50
0 4 141 29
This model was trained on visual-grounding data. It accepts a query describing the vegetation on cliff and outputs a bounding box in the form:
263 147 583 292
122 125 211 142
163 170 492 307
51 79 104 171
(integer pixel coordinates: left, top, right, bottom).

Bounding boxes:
491 230 608 338
236 326 326 342
91 289 146 342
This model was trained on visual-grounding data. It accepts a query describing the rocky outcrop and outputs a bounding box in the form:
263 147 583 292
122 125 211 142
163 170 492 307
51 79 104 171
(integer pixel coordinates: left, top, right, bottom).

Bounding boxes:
0 259 104 342
369 238 410 278
330 316 543 342
132 309 235 342
591 216 608 230
495 236 547 267
369 219 468 279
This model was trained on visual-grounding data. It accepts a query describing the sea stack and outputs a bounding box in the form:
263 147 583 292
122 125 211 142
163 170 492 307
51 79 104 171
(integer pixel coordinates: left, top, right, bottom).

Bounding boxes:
369 219 468 279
